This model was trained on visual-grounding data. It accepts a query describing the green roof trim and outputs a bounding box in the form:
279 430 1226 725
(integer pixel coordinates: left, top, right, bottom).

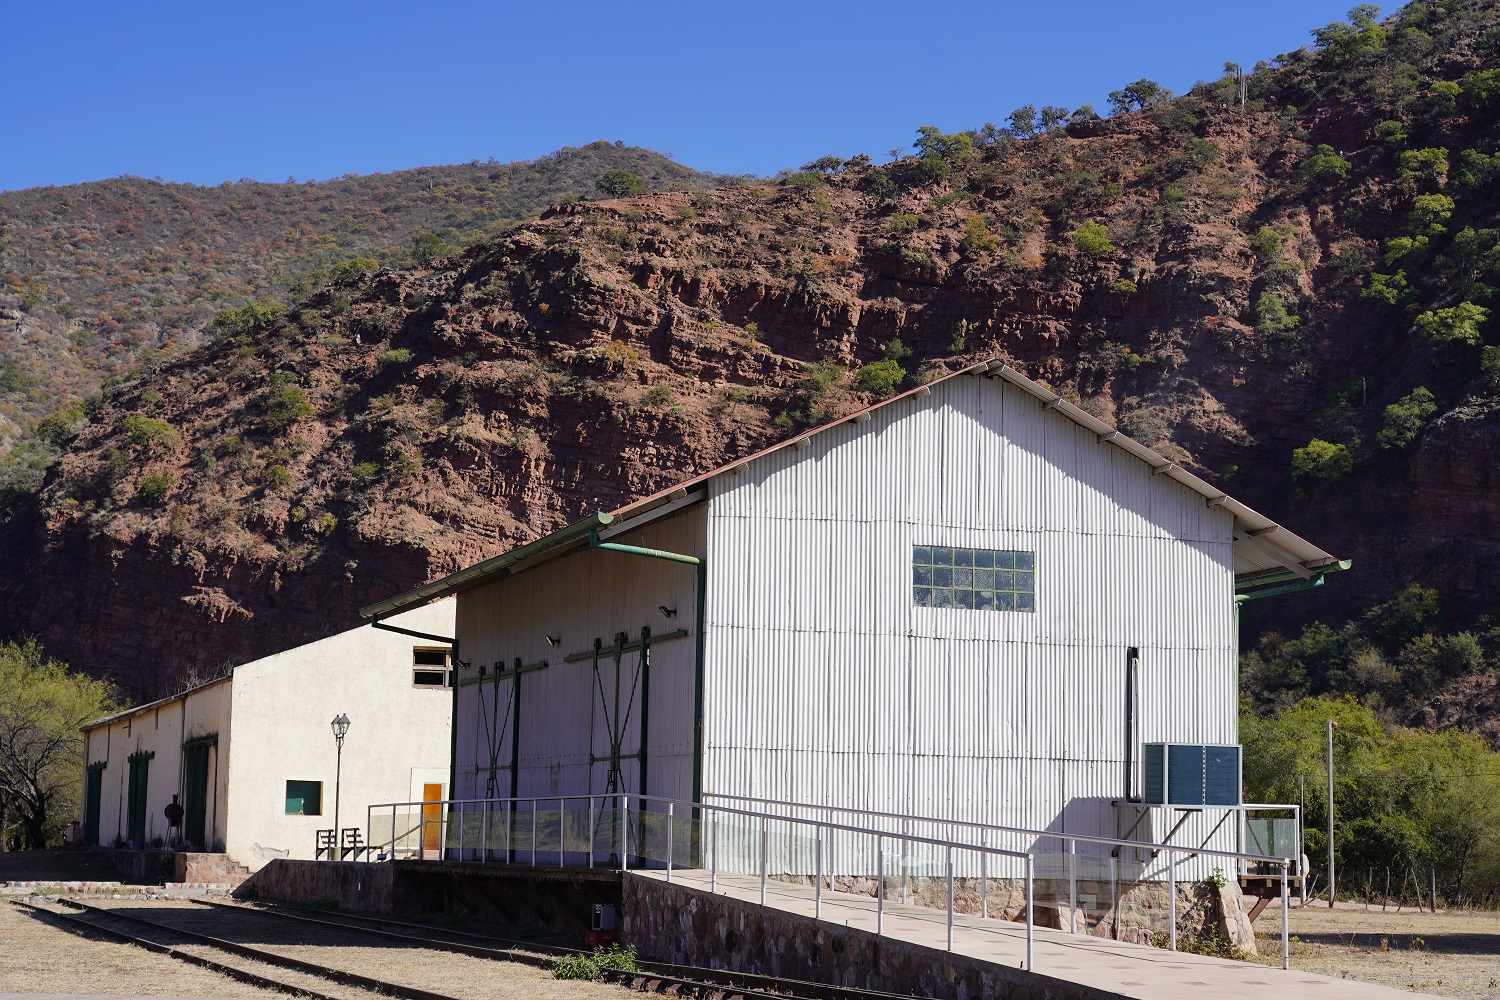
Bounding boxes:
1235 559 1352 593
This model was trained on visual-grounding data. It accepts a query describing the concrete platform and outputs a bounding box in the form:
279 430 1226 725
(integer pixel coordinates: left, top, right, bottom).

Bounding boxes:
632 868 1429 1000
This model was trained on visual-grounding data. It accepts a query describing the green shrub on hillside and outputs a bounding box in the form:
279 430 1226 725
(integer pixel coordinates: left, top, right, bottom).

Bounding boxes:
121 414 179 455
596 170 645 199
855 359 905 396
1408 193 1455 236
1071 221 1115 257
1377 387 1437 449
378 348 415 367
409 232 450 266
136 472 175 504
263 377 314 432
207 300 282 342
332 257 381 285
959 216 999 255
1301 144 1352 181
1413 302 1489 345
1255 291 1301 335
1291 438 1353 481
1397 147 1449 190
885 213 919 238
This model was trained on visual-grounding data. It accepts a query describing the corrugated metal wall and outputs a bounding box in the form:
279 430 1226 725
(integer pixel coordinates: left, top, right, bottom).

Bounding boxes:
454 507 705 804
702 371 1238 851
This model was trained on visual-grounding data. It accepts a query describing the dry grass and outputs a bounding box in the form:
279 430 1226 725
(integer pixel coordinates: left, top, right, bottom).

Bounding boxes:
1254 902 1500 998
0 900 286 998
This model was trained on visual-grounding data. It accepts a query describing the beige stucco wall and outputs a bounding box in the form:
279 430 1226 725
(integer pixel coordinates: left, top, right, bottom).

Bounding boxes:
224 598 455 870
82 677 232 850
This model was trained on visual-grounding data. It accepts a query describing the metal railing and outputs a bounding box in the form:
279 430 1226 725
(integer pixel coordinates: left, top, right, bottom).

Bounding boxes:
368 793 1294 973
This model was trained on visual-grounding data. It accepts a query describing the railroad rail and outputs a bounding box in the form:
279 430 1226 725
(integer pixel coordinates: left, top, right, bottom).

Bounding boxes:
12 895 919 1000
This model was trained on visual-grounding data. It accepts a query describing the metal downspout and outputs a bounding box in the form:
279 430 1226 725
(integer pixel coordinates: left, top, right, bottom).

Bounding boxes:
588 530 707 807
447 639 459 858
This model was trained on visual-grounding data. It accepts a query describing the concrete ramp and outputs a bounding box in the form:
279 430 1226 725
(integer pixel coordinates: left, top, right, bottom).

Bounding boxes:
625 869 1423 1000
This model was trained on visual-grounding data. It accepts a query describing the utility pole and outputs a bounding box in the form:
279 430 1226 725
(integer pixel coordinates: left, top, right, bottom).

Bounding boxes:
1327 718 1338 908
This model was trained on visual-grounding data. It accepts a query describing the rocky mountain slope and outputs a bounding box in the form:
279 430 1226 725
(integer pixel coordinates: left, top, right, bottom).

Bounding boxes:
3 3 1500 739
0 143 721 451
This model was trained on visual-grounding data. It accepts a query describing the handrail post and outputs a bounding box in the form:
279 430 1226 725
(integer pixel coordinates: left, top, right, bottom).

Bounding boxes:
877 835 884 936
711 809 718 892
1110 856 1118 939
981 850 989 919
531 802 537 867
588 797 595 869
482 802 490 863
1169 854 1178 952
1281 862 1290 970
946 847 954 951
1068 836 1077 934
667 801 674 882
901 823 910 905
1025 854 1035 971
623 794 630 872
559 798 565 868
390 806 396 861
759 814 768 906
815 825 823 919
458 801 466 861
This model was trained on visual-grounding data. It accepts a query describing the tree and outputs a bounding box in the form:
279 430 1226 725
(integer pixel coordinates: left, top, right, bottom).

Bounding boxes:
1107 79 1173 116
1413 302 1489 345
1377 387 1437 449
1301 144 1352 182
1071 221 1115 257
1291 438 1353 481
409 231 450 266
596 170 646 199
0 640 118 849
1007 106 1038 139
1039 106 1071 132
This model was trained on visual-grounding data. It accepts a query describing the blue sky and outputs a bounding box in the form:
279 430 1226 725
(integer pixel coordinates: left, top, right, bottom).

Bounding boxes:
4 0 1361 192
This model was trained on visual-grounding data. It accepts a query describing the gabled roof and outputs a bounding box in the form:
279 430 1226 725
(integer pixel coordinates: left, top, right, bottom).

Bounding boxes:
360 359 1347 620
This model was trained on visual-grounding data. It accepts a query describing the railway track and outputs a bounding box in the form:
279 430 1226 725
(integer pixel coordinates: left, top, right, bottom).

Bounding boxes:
13 896 920 1000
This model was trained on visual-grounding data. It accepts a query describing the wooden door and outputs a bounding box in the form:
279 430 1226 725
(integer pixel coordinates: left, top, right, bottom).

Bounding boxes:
182 745 210 848
84 767 103 846
421 783 443 855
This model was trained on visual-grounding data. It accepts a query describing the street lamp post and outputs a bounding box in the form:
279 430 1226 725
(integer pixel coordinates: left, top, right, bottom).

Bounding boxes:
331 714 351 859
1327 718 1337 908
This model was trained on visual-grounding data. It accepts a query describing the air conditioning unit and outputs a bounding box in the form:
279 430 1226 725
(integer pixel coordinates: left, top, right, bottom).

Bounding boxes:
1143 743 1241 806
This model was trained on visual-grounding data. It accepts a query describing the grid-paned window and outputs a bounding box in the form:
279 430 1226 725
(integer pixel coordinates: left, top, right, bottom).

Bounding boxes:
913 545 1036 612
413 647 452 688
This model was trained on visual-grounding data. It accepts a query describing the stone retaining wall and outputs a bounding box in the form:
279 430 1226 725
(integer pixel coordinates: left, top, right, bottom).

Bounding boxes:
235 859 394 912
623 873 1125 999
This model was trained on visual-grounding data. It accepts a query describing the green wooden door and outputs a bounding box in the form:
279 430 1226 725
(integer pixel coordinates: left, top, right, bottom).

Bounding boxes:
127 752 153 847
84 766 104 846
182 745 210 848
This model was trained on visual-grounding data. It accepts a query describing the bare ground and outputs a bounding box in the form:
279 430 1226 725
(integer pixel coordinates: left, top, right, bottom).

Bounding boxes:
1254 902 1500 999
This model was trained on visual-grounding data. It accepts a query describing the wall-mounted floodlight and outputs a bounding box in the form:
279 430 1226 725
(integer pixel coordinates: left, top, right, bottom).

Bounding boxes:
659 606 677 619
545 634 561 646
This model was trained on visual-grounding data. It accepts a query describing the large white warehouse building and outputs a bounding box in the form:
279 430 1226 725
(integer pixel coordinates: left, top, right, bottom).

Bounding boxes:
361 361 1343 851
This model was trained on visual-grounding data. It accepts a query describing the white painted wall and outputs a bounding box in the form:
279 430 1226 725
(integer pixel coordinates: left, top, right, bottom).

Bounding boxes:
83 679 231 851
225 599 455 870
700 371 1238 861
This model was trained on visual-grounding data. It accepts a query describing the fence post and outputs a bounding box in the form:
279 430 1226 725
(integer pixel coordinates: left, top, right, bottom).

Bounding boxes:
1025 854 1035 972
667 801 674 882
1068 837 1077 934
1281 863 1290 970
759 814 768 906
815 825 823 920
877 835 884 936
946 847 955 952
1169 855 1178 952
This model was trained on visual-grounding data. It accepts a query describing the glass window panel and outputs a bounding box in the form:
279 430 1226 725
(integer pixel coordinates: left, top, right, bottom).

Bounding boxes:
1015 551 1035 570
995 550 1015 569
975 590 995 611
995 570 1014 591
974 568 994 590
913 587 932 607
1016 593 1036 613
914 565 932 586
1015 570 1034 593
953 548 974 567
933 546 954 565
933 566 952 587
913 546 1035 613
995 591 1015 612
973 548 994 568
955 588 975 609
934 588 954 608
913 545 933 565
953 568 973 588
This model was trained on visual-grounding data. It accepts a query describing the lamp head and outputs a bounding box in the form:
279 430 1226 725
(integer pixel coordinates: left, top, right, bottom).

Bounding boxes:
545 634 560 646
331 713 351 741
659 605 677 619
